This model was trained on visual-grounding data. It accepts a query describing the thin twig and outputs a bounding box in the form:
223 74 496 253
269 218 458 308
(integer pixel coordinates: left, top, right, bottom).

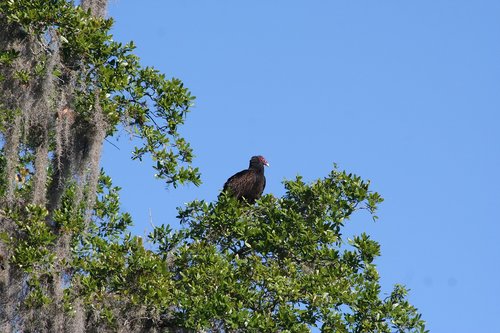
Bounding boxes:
149 208 155 229
104 138 120 150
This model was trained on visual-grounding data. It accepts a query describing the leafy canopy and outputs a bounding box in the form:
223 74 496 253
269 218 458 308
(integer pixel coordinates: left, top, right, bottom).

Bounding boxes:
0 0 200 189
0 1 426 332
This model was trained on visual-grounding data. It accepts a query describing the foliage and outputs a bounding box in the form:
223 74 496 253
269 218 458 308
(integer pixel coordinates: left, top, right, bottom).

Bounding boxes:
0 0 201 189
160 170 426 332
0 1 426 332
1 167 428 332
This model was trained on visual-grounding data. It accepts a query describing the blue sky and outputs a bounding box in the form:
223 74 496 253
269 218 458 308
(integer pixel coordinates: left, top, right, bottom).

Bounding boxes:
102 1 500 332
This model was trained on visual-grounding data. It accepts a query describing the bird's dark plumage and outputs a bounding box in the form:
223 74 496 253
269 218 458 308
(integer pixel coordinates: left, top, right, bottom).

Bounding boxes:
223 155 269 203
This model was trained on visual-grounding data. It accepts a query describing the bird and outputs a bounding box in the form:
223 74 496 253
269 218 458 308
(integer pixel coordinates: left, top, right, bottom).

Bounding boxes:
222 155 269 203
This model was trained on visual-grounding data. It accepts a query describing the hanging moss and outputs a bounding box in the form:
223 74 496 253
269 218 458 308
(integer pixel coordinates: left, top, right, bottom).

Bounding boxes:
54 107 75 171
0 3 113 331
66 298 86 333
0 33 31 204
30 31 62 205
2 114 22 204
81 0 108 18
0 0 201 331
81 95 107 223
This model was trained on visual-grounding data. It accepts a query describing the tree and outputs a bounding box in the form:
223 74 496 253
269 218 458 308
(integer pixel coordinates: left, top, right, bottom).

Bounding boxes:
0 1 427 332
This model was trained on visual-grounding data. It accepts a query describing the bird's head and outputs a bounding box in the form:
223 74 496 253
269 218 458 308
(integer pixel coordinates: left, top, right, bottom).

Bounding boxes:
250 155 270 168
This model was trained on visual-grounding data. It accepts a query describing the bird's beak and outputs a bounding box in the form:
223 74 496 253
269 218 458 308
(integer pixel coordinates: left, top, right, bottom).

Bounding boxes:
265 162 270 167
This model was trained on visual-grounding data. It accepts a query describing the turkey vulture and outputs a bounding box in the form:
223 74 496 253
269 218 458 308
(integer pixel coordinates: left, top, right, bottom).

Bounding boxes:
222 155 269 203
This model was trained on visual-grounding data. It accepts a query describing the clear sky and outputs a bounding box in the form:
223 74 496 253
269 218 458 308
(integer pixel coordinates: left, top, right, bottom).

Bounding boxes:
102 1 500 332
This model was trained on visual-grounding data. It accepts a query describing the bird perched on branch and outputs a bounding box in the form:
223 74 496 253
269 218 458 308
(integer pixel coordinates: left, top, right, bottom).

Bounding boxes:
222 155 269 203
